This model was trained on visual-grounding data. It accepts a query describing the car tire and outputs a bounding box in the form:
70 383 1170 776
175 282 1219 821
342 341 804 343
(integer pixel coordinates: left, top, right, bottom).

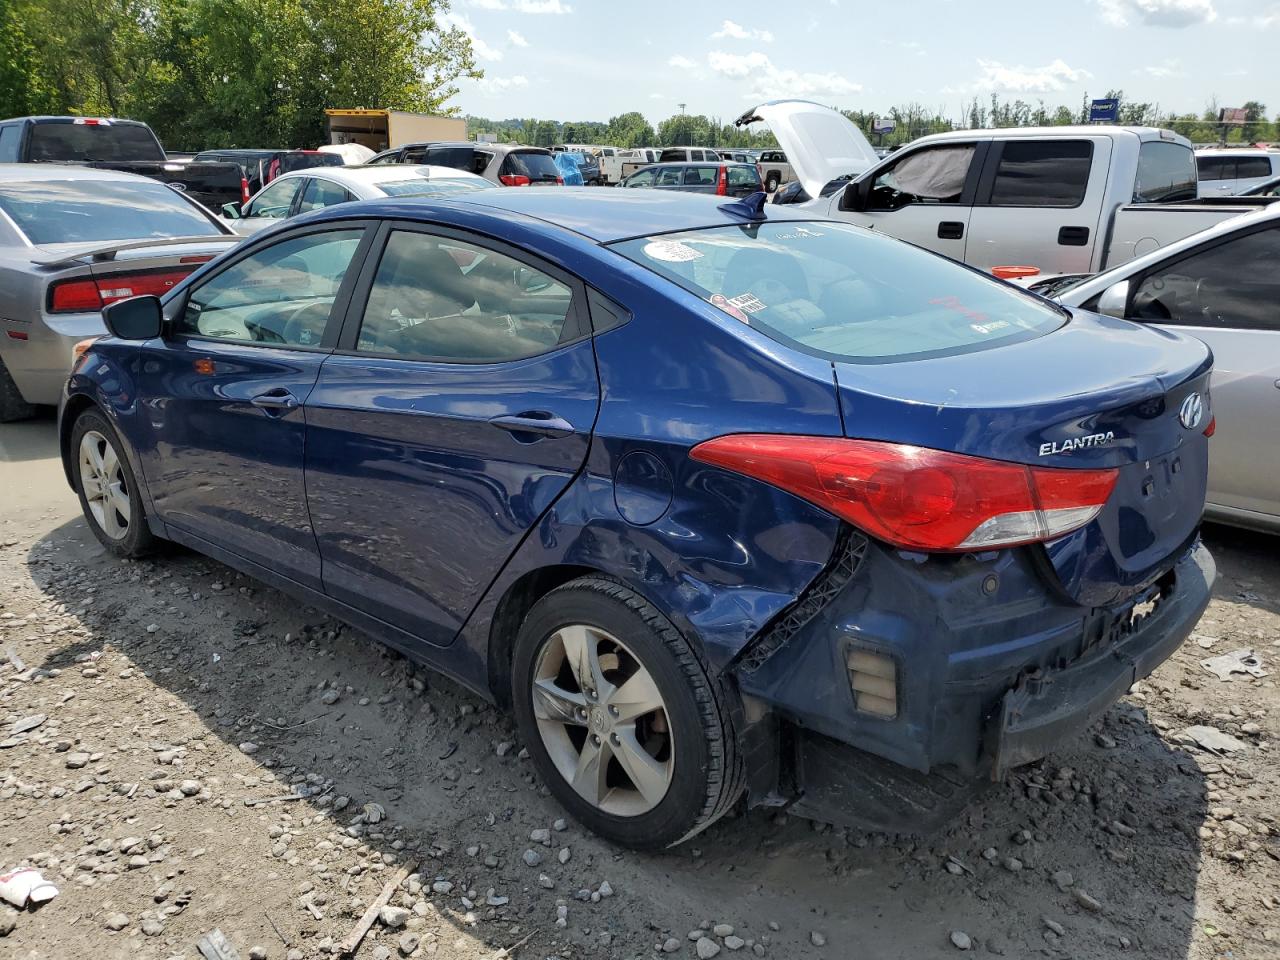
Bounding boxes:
71 408 155 558
512 576 743 849
765 174 780 193
0 357 36 423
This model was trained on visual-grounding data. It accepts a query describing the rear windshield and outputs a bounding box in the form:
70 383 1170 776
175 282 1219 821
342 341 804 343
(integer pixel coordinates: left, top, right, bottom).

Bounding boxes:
378 178 489 197
0 179 221 244
276 152 345 174
611 221 1065 363
502 151 560 182
1135 141 1197 202
28 121 164 162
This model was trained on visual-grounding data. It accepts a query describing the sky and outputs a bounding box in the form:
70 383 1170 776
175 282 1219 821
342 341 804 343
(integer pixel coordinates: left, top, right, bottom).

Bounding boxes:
438 0 1274 124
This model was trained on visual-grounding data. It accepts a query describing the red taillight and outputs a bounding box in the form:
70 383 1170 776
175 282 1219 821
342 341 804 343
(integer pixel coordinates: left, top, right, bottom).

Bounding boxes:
49 268 197 314
716 166 728 196
1203 416 1216 437
499 174 531 186
241 177 251 205
690 435 1119 552
556 176 564 185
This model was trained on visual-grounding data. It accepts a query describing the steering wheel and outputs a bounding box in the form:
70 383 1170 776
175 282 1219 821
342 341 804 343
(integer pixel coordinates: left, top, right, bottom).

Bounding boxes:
281 302 333 347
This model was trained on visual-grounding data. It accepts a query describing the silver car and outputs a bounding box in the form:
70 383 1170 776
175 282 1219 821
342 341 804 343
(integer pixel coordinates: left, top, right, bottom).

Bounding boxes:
221 163 491 236
0 165 239 419
1056 203 1280 532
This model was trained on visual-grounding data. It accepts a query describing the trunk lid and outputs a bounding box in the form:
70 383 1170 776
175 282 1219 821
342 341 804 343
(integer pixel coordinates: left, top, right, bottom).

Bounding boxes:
734 100 880 200
834 311 1213 607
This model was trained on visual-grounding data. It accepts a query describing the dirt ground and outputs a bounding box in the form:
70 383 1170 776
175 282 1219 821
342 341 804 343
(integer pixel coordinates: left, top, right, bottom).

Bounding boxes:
1 412 1277 960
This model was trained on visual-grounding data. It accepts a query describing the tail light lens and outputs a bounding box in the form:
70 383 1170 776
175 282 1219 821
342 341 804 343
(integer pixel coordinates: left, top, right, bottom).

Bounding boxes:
716 166 728 196
1203 417 1216 437
48 268 197 314
241 177 251 205
499 174 531 186
690 435 1119 552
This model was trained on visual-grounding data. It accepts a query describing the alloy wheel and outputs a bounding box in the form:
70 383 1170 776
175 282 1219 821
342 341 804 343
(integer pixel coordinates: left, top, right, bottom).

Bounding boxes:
530 624 674 816
78 430 131 541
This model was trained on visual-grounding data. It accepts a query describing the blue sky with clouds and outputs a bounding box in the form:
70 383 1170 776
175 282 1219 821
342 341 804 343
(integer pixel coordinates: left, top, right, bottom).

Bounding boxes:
439 0 1273 123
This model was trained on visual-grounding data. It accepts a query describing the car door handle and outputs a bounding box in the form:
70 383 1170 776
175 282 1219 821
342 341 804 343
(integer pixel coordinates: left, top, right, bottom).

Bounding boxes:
1058 225 1090 246
489 412 576 439
250 388 299 412
938 221 964 240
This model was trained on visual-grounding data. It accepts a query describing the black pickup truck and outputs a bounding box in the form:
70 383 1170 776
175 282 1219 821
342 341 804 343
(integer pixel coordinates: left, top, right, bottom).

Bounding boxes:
0 116 246 211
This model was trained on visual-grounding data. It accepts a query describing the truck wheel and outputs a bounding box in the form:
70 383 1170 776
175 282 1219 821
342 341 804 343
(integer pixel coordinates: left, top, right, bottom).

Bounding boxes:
765 174 780 193
0 358 36 422
512 577 744 849
72 409 155 558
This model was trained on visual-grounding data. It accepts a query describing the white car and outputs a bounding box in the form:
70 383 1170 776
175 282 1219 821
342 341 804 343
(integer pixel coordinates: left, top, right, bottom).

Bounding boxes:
222 164 492 236
1196 148 1280 198
1054 203 1280 533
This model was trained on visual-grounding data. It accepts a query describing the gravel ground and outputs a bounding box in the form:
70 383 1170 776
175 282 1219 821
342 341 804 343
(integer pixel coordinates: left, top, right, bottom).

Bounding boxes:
1 414 1277 960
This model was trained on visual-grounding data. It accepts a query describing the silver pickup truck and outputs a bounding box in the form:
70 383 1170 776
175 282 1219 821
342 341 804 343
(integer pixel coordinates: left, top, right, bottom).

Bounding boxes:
740 100 1276 276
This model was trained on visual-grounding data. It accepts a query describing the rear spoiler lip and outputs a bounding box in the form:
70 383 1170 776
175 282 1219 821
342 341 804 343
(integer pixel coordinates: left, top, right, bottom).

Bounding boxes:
31 235 241 267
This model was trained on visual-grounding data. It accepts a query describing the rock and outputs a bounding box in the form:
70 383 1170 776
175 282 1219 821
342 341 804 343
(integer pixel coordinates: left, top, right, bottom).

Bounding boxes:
522 849 542 867
696 936 722 959
65 752 91 769
239 742 260 755
379 905 411 929
372 948 392 960
558 847 571 864
553 818 568 831
530 828 551 843
1073 889 1103 913
104 912 130 931
724 935 746 950
1051 870 1074 891
662 937 681 953
0 905 17 937
1179 725 1249 753
321 689 341 705
1043 919 1065 937
141 918 164 936
179 779 202 796
11 714 45 734
810 931 827 947
713 923 734 937
486 890 509 906
538 874 554 889
287 951 304 960
363 802 386 823
398 932 420 955
982 847 998 861
431 880 453 894
249 949 268 960
1003 857 1023 872
1094 732 1117 749
950 930 972 951
598 880 613 898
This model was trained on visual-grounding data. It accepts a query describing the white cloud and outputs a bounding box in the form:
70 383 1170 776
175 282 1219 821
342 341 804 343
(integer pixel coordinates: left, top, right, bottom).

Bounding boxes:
467 0 572 10
1139 58 1184 78
507 29 529 46
478 74 529 94
969 58 1091 93
667 54 698 69
441 12 503 61
1251 4 1280 26
706 50 861 100
711 19 774 42
1097 0 1216 27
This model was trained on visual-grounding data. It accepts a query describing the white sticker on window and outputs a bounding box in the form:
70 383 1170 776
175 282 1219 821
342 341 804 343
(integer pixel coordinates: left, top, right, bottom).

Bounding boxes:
727 292 766 314
643 240 702 263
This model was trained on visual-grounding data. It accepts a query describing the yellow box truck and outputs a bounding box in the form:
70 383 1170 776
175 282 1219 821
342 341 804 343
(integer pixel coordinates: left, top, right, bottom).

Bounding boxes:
324 110 468 153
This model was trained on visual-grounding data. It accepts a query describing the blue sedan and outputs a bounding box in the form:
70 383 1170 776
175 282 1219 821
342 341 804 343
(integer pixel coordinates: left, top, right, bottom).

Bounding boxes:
60 189 1216 848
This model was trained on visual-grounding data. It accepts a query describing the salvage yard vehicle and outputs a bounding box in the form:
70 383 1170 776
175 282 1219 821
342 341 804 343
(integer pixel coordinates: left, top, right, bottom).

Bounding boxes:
1239 173 1280 197
755 148 794 192
1196 147 1280 197
220 164 491 235
1054 203 1280 534
369 141 562 187
0 166 238 420
61 190 1215 847
0 115 249 211
620 161 762 196
739 100 1278 275
616 148 661 182
192 148 345 196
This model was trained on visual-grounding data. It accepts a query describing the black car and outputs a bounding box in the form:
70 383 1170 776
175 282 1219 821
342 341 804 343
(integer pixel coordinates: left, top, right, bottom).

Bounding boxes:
368 141 488 173
192 149 344 194
619 161 762 197
0 115 247 210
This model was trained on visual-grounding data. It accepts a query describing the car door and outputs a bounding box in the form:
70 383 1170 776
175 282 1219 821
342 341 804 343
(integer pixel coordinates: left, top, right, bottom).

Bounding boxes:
296 176 354 213
304 224 601 646
1196 156 1234 197
234 176 304 235
965 137 1109 274
135 223 373 589
653 166 684 191
1126 221 1280 522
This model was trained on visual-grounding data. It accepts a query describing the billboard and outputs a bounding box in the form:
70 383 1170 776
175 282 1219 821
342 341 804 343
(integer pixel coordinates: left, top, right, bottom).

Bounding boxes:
1089 98 1120 123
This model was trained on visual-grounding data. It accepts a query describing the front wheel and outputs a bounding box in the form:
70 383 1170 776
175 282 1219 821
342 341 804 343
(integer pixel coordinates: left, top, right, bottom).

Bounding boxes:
512 578 743 848
765 173 780 193
72 409 154 558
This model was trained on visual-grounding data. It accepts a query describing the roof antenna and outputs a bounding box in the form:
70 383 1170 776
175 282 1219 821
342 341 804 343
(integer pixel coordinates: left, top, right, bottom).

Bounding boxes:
718 191 768 221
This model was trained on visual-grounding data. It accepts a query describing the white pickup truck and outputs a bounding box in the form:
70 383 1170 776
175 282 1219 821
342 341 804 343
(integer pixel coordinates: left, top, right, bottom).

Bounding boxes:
738 101 1276 275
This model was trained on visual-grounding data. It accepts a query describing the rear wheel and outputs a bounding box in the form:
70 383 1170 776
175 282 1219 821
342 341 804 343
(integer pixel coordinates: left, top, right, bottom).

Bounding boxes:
0 358 36 422
512 577 742 848
765 173 780 193
72 409 154 558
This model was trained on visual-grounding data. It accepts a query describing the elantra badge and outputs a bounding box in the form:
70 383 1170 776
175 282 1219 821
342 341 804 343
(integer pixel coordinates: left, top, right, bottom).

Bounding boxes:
1178 393 1203 430
1039 432 1116 456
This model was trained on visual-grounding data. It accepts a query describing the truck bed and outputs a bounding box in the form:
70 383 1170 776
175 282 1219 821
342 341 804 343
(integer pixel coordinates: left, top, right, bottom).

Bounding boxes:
1105 195 1279 268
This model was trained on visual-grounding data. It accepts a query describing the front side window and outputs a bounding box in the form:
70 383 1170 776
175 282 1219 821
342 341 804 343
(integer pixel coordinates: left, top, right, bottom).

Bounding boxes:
0 126 19 162
355 231 574 362
624 169 655 187
423 146 477 172
245 178 302 219
1135 141 1197 202
296 178 351 213
1197 156 1232 181
870 144 975 210
611 220 1065 363
0 179 221 244
1131 226 1280 331
988 140 1091 207
178 229 363 346
655 167 682 186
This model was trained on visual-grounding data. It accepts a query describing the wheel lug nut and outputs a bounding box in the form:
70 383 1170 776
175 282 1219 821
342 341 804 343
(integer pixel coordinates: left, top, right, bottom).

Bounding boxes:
608 705 619 718
591 734 601 745
609 732 620 746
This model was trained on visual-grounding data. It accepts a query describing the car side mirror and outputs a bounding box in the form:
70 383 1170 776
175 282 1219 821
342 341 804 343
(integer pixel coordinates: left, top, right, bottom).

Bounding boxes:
1096 279 1130 319
103 295 163 340
844 176 872 212
221 201 242 219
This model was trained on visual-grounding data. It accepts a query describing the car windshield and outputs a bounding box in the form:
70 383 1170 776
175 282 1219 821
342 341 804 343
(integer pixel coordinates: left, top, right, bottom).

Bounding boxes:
377 178 488 197
611 221 1066 363
27 121 163 161
503 151 560 182
0 179 221 244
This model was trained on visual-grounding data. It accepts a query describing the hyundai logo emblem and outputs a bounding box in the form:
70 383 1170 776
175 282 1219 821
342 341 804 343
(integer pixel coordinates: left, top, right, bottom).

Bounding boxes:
1178 393 1203 430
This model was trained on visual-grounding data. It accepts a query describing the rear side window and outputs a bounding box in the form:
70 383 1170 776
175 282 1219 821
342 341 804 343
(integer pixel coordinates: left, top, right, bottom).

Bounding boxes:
423 146 477 171
502 151 559 182
611 221 1065 363
27 121 163 162
1197 156 1232 181
0 125 19 162
988 140 1092 207
660 149 687 163
727 166 760 188
1136 142 1198 202
0 179 221 244
1236 156 1272 179
296 178 351 213
355 231 574 362
684 166 717 186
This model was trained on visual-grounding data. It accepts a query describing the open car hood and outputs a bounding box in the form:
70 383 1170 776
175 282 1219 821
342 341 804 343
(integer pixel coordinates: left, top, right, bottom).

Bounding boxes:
734 100 880 199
